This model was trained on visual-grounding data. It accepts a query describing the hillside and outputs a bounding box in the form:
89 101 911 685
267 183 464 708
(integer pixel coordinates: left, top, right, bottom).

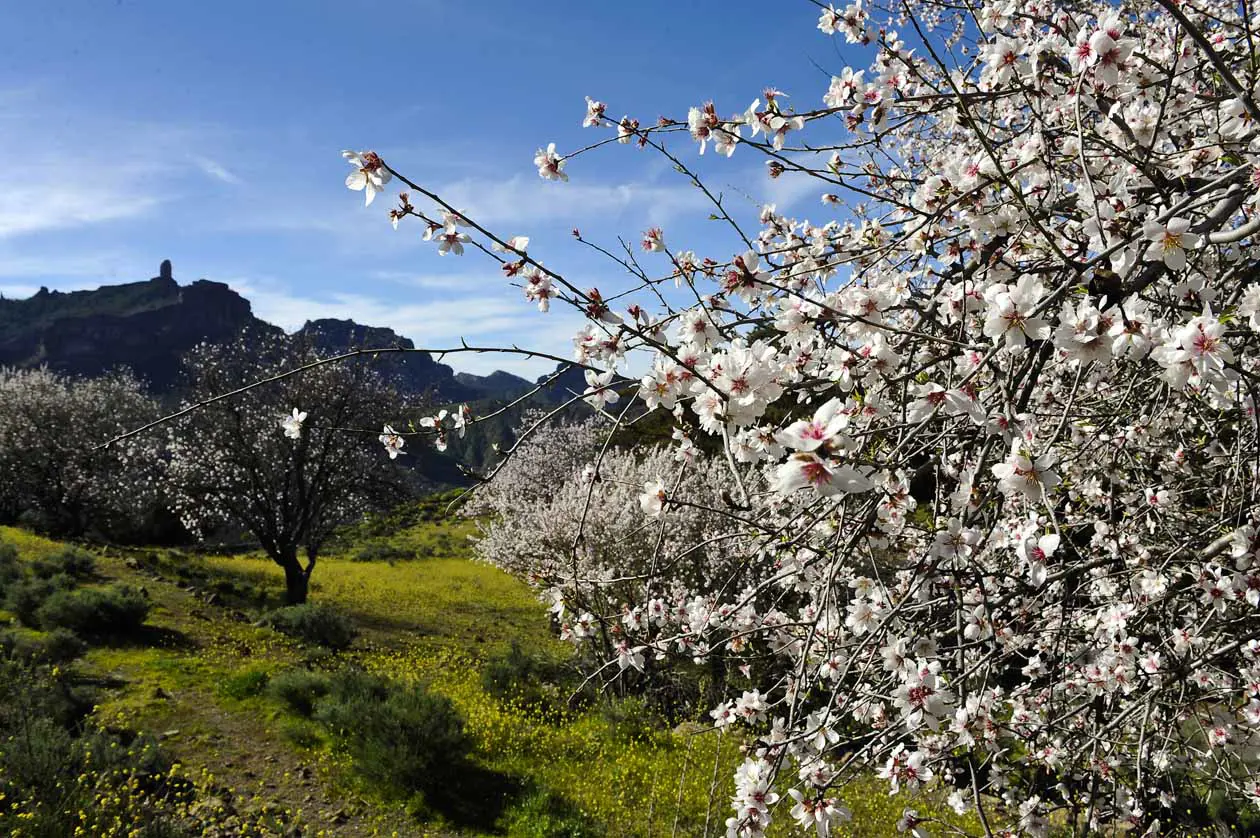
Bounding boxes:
0 515 963 836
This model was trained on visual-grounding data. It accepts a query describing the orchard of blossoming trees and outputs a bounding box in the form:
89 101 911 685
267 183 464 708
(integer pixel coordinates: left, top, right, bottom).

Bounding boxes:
335 0 1260 834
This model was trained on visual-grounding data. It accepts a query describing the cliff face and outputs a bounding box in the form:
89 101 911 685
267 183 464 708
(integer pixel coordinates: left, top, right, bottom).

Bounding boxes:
0 263 279 390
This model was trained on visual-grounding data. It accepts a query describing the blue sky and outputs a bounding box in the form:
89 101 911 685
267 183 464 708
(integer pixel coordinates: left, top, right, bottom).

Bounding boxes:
1 1 852 377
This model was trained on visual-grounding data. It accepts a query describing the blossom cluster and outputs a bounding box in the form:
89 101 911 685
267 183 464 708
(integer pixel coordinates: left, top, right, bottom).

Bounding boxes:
347 0 1260 832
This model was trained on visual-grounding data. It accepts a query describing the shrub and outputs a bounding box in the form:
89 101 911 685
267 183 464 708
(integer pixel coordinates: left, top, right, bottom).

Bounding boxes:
263 603 357 650
597 696 664 745
0 658 95 736
481 640 546 700
480 641 573 717
498 788 603 838
315 677 468 799
0 540 19 597
0 658 287 836
39 628 88 663
6 576 73 628
35 584 150 638
280 718 323 750
352 542 415 563
0 628 88 664
1 714 78 792
0 629 41 661
322 668 391 705
219 667 271 700
30 546 95 581
268 669 331 717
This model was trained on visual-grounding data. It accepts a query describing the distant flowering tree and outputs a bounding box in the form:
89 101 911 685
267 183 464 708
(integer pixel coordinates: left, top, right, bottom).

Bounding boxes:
0 367 161 538
349 0 1260 832
464 416 751 687
165 334 413 604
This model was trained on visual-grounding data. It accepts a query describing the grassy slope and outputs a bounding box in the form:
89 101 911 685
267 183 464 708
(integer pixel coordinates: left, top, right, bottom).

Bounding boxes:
0 521 978 837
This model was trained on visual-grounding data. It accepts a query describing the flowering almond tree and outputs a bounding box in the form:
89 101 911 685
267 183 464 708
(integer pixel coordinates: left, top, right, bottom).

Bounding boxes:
0 367 162 538
165 334 412 604
463 416 749 697
339 0 1260 833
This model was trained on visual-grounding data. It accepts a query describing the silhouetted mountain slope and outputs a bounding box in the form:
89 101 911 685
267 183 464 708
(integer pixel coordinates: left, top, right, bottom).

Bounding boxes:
454 370 534 400
296 318 480 403
0 262 535 406
0 261 279 391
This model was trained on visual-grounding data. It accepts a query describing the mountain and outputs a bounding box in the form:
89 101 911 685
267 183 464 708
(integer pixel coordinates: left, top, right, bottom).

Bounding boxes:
295 318 480 403
454 370 534 400
536 363 591 401
0 261 530 403
0 261 279 391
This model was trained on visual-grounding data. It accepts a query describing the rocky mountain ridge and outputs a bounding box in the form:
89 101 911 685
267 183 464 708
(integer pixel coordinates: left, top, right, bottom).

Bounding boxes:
0 261 534 401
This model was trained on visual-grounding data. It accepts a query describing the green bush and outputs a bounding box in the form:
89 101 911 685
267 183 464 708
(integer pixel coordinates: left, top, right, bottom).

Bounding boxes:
498 788 603 838
315 676 468 799
481 641 571 715
597 696 664 744
0 658 286 836
0 658 95 737
0 629 43 662
483 641 535 697
280 718 323 749
30 546 95 581
35 584 150 638
219 667 271 700
6 576 73 628
268 669 331 717
322 668 391 705
40 628 89 663
0 628 87 664
264 603 357 650
0 540 19 597
352 542 416 563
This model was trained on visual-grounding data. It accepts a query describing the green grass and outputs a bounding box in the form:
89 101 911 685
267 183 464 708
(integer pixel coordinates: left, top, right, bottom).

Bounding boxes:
0 519 980 837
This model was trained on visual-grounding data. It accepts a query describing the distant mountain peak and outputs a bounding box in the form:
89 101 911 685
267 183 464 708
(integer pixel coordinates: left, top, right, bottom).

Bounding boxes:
0 267 464 401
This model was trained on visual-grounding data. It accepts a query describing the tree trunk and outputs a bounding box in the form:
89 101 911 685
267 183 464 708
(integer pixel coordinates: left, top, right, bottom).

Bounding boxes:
282 557 310 605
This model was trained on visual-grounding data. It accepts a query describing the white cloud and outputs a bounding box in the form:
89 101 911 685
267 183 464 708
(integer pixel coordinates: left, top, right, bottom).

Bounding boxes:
0 175 164 239
0 247 137 280
0 278 116 299
369 269 501 290
0 284 38 299
0 89 238 240
191 155 242 185
431 174 712 228
753 167 831 212
228 277 584 379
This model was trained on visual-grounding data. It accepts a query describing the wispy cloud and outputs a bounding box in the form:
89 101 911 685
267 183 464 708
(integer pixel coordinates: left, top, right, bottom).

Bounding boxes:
370 268 503 290
751 167 831 213
0 174 165 239
190 155 242 185
431 174 713 228
227 277 583 378
0 246 137 280
0 87 239 241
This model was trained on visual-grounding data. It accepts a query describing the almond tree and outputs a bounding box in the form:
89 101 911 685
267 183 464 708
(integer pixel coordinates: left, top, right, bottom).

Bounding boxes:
0 367 162 538
166 333 411 604
339 0 1260 832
